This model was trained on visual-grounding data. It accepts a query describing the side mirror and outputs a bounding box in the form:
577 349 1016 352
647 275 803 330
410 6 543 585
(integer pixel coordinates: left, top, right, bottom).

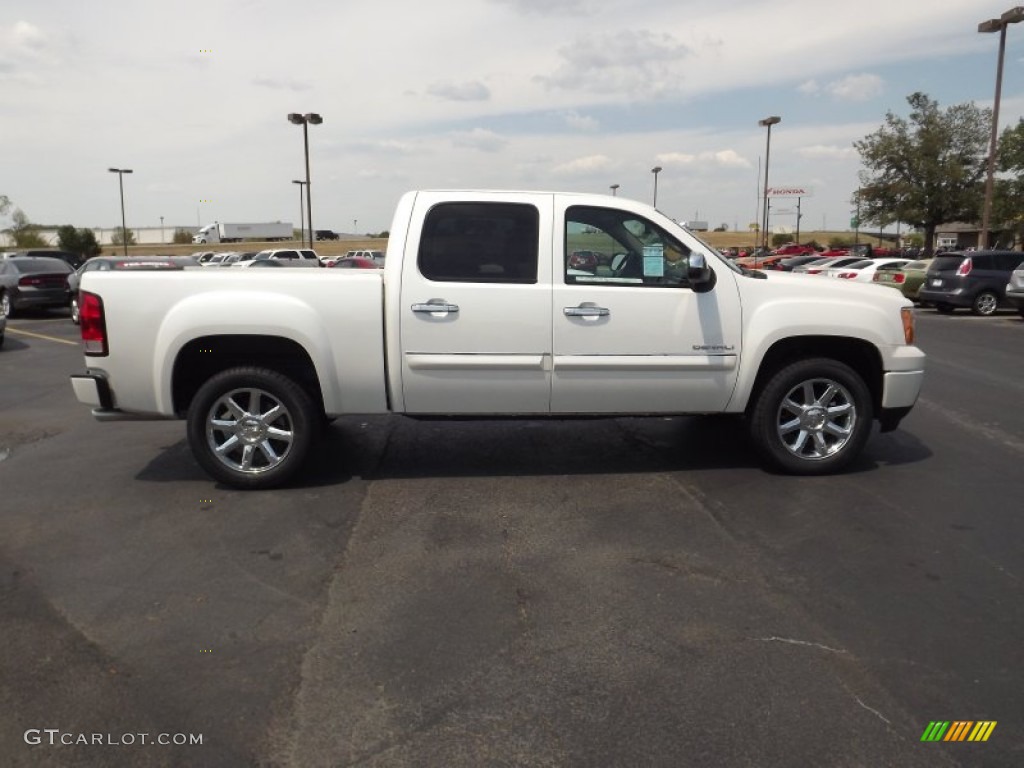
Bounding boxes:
687 252 711 284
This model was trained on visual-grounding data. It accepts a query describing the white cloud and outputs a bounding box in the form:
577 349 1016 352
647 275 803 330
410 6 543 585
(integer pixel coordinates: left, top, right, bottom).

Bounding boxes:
427 80 491 102
536 29 691 97
552 154 614 176
252 76 311 92
797 144 858 160
562 110 599 131
827 73 883 102
797 73 883 102
656 150 751 169
450 128 508 153
349 139 420 156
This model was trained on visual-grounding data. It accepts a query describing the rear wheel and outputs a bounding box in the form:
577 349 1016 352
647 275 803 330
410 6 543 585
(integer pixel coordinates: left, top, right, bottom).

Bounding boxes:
971 291 998 316
749 358 873 475
70 296 80 325
186 367 317 489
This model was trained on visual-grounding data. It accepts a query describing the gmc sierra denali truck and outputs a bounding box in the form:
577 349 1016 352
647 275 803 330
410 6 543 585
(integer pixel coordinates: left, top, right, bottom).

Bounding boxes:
71 190 925 488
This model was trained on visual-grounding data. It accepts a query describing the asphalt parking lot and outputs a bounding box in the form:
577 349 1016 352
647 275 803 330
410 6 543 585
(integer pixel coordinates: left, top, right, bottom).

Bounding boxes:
1 307 1022 767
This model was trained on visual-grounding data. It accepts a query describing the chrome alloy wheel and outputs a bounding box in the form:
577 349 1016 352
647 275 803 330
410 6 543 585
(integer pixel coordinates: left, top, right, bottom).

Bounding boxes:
775 378 856 461
205 387 295 474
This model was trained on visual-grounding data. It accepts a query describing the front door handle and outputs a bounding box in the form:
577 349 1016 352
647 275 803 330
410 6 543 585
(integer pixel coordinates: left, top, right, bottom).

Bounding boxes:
563 306 610 317
412 301 460 314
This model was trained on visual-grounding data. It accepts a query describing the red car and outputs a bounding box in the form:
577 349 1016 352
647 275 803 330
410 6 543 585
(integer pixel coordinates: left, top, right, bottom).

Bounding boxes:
773 243 816 256
329 257 381 270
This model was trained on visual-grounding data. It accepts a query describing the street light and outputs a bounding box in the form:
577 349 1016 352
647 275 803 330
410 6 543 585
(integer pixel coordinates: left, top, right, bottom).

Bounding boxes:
287 112 323 250
292 180 307 246
978 7 1024 249
108 167 133 257
610 183 620 196
650 167 662 207
758 116 781 251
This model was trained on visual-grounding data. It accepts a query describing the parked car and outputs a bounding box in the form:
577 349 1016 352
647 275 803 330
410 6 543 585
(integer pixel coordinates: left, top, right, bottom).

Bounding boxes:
872 258 934 302
773 243 817 256
567 250 601 270
329 257 382 270
68 256 198 324
315 229 339 241
917 250 1024 315
253 248 322 267
0 303 5 347
1006 263 1024 317
1 249 85 270
228 253 262 268
343 249 385 264
792 256 865 275
0 257 73 318
828 258 911 282
775 254 827 272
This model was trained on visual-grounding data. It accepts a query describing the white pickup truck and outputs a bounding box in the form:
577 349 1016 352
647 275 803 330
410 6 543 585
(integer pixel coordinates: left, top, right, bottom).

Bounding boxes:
71 190 925 488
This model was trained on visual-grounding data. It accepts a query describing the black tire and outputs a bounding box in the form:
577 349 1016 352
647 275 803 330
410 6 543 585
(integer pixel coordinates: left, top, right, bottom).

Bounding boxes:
70 296 80 325
934 303 955 314
748 358 873 475
971 291 999 316
186 367 318 489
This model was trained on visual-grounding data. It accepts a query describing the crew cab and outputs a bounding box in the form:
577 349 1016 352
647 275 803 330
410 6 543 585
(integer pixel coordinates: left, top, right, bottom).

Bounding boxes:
70 190 926 488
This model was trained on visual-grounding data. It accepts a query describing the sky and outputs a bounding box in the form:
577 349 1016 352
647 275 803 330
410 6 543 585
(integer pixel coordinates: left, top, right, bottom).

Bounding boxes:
2 0 1023 238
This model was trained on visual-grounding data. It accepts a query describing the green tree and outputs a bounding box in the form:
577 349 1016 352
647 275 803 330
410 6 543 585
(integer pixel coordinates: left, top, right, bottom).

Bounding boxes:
111 227 136 246
991 118 1024 246
57 225 102 257
771 233 790 247
5 208 47 248
172 228 193 244
854 92 990 256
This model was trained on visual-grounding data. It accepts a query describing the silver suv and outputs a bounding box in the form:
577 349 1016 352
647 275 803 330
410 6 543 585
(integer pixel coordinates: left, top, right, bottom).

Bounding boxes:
1007 263 1024 317
252 248 321 267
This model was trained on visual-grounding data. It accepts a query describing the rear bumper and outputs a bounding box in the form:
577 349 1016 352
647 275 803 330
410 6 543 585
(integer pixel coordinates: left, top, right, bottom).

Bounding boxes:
917 288 970 307
70 373 160 421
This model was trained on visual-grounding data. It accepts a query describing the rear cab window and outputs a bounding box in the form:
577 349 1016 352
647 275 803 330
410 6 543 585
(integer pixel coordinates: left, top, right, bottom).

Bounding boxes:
418 202 539 283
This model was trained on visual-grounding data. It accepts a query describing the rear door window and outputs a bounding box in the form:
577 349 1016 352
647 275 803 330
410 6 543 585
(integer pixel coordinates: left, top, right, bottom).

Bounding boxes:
418 202 539 283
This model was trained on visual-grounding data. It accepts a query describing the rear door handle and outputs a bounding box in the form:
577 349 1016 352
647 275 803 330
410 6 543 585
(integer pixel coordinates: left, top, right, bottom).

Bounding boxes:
412 301 460 314
563 306 609 317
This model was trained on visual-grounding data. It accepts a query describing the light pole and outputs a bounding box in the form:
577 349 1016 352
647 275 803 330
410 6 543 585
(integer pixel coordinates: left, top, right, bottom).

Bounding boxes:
650 167 662 207
108 167 133 257
160 215 164 244
758 116 781 252
354 219 358 234
978 7 1024 249
292 180 306 246
610 183 619 196
287 112 323 250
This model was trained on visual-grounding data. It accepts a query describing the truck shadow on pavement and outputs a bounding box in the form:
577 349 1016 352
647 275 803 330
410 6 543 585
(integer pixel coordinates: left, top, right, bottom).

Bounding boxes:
134 415 931 488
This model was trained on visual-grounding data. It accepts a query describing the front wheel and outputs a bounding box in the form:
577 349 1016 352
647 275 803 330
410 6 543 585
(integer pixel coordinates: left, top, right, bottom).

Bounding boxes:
186 367 318 489
70 296 80 325
748 358 873 475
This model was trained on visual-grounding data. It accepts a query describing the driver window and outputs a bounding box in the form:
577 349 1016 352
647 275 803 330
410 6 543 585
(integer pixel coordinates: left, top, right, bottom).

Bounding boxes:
564 205 692 287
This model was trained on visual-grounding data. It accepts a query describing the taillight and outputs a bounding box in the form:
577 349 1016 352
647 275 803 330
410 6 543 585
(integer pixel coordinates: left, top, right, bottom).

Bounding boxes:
79 291 108 356
894 274 905 284
838 272 857 279
956 258 972 277
901 307 915 345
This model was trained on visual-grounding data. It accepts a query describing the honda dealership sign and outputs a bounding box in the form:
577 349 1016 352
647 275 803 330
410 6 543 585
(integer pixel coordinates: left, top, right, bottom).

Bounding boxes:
766 186 813 198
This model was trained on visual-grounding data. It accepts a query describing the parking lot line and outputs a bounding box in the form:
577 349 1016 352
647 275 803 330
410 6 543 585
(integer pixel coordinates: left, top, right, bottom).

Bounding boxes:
6 327 79 346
